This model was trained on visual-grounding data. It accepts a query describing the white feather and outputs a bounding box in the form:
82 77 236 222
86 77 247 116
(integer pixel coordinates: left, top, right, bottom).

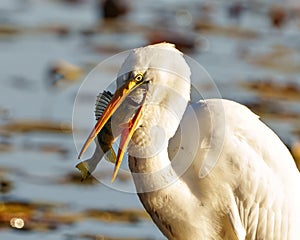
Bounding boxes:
98 43 300 239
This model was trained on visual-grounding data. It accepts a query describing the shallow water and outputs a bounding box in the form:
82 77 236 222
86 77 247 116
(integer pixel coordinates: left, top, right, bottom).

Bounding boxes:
1 0 299 239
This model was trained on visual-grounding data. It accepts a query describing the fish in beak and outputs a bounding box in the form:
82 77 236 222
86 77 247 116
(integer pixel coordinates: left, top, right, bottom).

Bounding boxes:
78 73 147 181
76 90 116 181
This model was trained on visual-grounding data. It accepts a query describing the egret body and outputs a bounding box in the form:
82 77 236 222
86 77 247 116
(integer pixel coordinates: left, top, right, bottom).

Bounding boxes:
78 43 300 240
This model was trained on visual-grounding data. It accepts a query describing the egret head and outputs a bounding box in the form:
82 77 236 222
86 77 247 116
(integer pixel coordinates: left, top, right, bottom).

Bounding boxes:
78 43 191 181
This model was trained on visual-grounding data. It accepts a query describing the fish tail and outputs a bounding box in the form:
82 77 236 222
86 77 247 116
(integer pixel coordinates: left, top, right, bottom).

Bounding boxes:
76 139 104 180
76 161 92 180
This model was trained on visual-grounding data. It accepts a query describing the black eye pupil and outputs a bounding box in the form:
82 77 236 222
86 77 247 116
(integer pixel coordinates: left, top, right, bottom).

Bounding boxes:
136 74 143 82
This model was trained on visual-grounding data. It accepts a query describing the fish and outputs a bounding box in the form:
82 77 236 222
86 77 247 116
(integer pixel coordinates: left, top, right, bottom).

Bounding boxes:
95 91 118 163
76 87 147 180
76 90 117 180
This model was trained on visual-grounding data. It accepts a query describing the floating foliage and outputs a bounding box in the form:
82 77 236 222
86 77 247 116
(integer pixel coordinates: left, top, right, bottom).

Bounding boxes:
242 80 300 101
0 200 74 231
66 233 155 240
243 100 300 120
83 208 150 223
0 120 72 134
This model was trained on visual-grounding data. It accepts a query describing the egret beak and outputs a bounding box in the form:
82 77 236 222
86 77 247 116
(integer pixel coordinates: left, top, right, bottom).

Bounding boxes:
111 99 145 182
78 75 146 181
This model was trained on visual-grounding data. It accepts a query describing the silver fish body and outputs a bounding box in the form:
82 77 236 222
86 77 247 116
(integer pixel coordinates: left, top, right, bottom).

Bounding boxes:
77 87 146 179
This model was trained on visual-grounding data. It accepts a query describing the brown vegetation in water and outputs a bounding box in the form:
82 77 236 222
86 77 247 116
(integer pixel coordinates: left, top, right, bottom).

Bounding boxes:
244 45 300 73
194 20 258 39
243 100 300 120
0 120 72 134
241 80 300 101
0 200 150 233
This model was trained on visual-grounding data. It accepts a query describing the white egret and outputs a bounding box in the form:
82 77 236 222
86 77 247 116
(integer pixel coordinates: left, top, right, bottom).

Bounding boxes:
78 43 300 239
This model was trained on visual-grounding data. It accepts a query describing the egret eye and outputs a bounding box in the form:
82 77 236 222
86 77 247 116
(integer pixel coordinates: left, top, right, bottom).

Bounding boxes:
135 74 143 82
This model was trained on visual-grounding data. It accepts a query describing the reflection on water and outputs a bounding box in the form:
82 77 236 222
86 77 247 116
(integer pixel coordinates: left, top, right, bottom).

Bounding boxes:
0 0 299 239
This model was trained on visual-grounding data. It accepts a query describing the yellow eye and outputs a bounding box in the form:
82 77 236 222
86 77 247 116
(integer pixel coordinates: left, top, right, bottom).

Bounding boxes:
135 74 143 82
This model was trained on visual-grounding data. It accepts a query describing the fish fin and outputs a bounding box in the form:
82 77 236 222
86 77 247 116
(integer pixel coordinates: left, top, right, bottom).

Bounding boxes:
95 90 113 120
104 148 117 163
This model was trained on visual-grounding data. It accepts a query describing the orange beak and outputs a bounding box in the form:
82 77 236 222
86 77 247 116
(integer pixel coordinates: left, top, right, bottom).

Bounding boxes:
111 98 145 182
78 76 146 181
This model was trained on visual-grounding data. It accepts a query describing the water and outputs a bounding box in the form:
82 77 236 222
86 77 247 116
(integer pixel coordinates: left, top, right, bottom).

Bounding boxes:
1 0 299 239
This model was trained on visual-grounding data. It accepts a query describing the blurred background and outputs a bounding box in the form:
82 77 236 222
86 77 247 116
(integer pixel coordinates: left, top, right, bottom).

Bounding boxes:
0 0 300 239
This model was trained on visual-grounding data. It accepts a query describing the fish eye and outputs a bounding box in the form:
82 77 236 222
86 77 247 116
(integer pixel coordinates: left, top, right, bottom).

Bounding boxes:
135 74 143 82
